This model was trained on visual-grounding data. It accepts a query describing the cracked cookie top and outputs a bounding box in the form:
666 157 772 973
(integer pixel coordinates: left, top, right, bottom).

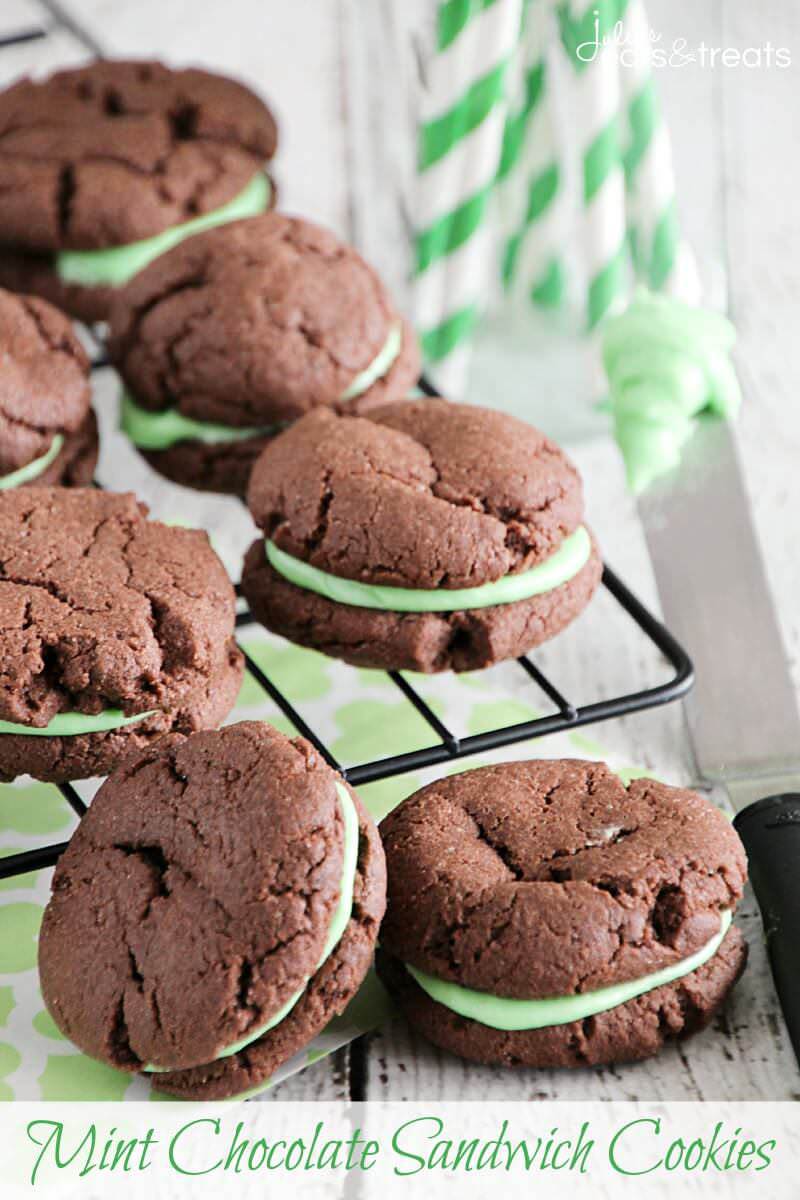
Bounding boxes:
38 722 347 1071
379 759 747 998
107 213 420 426
0 288 91 474
247 400 586 588
0 488 237 725
0 59 277 252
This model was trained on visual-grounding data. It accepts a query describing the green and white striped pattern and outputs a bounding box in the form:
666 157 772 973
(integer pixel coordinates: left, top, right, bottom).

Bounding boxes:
498 0 567 311
566 0 631 329
413 0 525 390
412 0 692 383
617 0 700 301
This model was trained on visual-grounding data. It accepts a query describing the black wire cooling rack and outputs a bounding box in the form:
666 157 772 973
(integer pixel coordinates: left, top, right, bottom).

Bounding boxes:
0 553 693 884
0 15 692 880
0 363 693 887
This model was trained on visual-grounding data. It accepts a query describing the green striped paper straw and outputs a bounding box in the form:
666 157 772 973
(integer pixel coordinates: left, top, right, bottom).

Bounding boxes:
618 0 700 301
412 0 693 382
497 0 567 312
556 0 632 329
413 0 525 390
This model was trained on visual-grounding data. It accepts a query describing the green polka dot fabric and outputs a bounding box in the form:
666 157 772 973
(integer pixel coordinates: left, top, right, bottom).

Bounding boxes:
0 630 643 1101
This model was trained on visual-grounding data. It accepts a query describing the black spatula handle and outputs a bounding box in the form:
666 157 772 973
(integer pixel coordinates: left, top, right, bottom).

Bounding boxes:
734 793 800 1066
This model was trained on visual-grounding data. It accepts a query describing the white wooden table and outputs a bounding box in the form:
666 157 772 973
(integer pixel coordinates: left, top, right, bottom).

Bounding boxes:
2 0 799 1103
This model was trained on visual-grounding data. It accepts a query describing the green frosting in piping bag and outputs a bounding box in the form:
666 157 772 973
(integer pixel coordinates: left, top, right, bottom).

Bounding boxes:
406 909 732 1032
602 289 741 494
0 435 64 490
145 782 358 1073
56 172 271 289
266 524 592 614
0 709 155 737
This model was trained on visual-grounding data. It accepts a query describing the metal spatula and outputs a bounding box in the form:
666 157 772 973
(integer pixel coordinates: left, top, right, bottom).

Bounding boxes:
638 413 800 1066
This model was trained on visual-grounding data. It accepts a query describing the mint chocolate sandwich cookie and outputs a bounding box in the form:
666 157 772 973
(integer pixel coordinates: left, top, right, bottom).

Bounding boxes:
241 399 602 672
0 60 276 323
0 289 97 488
377 760 748 1068
38 722 386 1100
108 212 420 495
0 488 242 783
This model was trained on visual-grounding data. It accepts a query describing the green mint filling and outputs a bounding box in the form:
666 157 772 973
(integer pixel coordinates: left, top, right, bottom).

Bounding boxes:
266 524 591 614
0 709 155 737
0 434 64 490
406 909 733 1032
120 390 277 451
145 782 358 1074
121 321 401 452
339 322 403 401
55 172 271 289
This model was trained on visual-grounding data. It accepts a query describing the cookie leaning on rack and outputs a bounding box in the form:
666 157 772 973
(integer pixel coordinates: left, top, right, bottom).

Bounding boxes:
0 488 242 782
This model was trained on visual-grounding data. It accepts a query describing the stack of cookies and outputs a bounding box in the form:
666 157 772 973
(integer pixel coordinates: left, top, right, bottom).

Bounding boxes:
107 213 420 495
0 56 750 1099
0 289 97 489
0 60 277 322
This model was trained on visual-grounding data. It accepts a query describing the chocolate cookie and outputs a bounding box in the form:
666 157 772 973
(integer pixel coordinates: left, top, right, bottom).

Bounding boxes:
39 722 386 1100
108 213 420 496
0 488 242 782
0 60 277 322
241 400 602 671
377 759 748 1068
0 289 98 487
